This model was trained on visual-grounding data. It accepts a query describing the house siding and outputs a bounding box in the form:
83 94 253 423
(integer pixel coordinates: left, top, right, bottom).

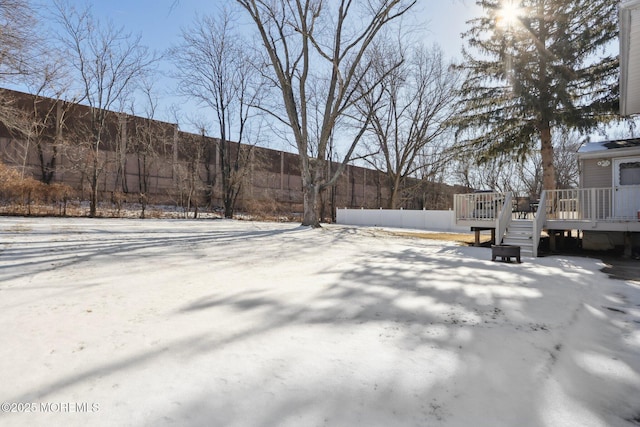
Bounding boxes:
581 158 612 188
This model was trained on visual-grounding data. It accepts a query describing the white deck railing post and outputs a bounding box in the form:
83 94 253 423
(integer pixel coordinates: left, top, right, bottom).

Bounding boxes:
532 191 547 258
495 192 513 245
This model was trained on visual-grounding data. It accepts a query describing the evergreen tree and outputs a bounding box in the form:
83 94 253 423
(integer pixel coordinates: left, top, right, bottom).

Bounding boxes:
455 0 619 191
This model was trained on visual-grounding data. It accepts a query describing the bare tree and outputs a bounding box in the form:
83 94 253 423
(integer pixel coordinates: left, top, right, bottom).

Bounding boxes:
452 155 519 195
553 135 581 190
126 80 168 218
52 0 158 217
358 44 461 208
0 0 41 133
173 127 207 219
453 128 581 201
170 9 262 218
0 0 39 80
407 138 455 209
20 57 78 184
235 0 416 227
0 2 76 184
518 131 581 198
516 157 542 199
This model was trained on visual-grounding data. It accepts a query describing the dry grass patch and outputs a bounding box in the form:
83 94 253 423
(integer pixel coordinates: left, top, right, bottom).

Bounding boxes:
384 230 492 245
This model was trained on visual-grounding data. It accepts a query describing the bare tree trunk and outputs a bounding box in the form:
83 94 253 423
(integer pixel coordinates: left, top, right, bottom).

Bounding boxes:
388 187 399 209
303 179 320 227
90 154 98 217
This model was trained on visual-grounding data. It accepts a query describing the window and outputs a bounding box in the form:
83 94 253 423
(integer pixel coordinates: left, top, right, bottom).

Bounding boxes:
619 162 640 185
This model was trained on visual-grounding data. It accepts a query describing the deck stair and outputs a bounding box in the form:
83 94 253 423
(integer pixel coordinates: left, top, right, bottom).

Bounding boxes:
502 219 535 257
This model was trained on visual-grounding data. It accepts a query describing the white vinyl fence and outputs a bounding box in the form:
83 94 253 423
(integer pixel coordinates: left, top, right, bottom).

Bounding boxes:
336 208 470 233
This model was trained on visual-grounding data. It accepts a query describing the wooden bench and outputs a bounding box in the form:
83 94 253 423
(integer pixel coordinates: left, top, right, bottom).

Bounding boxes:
491 244 521 263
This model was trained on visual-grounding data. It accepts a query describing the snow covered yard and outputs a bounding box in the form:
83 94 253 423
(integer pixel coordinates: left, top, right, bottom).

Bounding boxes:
0 217 639 427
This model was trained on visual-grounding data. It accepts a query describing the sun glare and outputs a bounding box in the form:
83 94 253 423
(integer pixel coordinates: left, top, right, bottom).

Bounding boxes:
496 1 522 29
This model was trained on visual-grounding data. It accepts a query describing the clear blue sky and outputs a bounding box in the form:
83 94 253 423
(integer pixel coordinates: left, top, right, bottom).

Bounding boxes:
34 0 483 135
56 0 482 56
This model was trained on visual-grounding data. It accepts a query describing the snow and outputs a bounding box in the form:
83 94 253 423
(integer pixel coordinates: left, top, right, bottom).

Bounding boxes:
0 217 639 427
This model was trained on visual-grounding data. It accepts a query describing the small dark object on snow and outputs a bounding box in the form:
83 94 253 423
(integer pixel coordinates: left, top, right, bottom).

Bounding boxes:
605 306 627 314
491 244 521 263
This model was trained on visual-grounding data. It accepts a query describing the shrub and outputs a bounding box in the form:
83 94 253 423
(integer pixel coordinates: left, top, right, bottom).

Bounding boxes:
0 161 75 215
0 162 23 203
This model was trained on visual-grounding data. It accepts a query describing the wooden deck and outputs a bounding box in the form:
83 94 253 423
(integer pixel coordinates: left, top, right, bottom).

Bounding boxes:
454 189 640 256
455 189 640 232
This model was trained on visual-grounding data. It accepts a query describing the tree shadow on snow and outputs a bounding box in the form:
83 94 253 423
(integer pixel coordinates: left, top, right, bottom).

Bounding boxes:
0 223 308 283
166 242 640 425
3 224 639 426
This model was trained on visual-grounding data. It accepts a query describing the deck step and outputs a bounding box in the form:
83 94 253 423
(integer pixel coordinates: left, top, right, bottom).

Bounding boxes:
502 219 536 257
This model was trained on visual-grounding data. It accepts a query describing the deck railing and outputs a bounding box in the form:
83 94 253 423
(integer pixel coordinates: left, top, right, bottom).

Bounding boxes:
454 192 507 222
532 191 547 258
544 187 640 221
455 187 640 257
496 192 513 245
455 188 640 223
